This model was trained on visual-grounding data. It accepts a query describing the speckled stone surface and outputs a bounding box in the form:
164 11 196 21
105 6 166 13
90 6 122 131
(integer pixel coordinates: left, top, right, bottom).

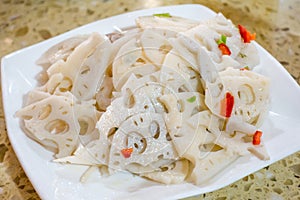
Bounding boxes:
0 0 299 199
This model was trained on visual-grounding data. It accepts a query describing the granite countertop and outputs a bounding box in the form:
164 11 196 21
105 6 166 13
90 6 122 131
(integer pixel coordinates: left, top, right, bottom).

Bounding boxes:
0 0 299 199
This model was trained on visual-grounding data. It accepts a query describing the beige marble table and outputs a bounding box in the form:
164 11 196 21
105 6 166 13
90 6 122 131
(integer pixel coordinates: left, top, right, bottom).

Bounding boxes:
0 0 299 199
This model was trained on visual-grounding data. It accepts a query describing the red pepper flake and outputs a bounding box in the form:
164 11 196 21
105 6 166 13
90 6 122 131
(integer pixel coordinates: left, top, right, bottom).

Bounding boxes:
220 92 234 118
252 130 262 145
218 43 231 55
121 147 133 158
238 24 256 43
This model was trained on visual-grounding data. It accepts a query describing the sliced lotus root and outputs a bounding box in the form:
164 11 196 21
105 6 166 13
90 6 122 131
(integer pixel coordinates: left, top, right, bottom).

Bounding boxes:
112 36 155 90
136 15 199 33
112 28 175 91
215 130 270 160
46 33 105 95
159 92 212 156
36 73 64 94
219 67 270 125
141 159 190 184
16 94 100 158
187 149 239 185
236 42 260 70
181 112 216 157
109 112 177 174
120 71 169 113
60 132 111 166
83 134 111 165
96 72 167 138
95 76 114 111
140 28 173 65
182 116 240 185
113 64 158 91
25 90 51 105
36 72 75 96
167 36 199 72
183 13 242 62
15 94 80 158
159 92 207 120
36 35 89 69
96 77 157 137
75 99 101 145
162 50 204 93
71 38 112 100
197 47 228 118
53 144 100 165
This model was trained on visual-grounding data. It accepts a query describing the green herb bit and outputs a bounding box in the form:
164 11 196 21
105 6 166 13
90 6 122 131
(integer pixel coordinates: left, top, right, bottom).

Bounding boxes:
217 35 227 45
239 53 247 58
153 13 172 18
187 96 196 103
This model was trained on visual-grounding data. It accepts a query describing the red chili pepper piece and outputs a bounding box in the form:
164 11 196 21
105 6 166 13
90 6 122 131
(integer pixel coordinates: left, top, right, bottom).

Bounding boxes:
252 130 262 145
121 147 133 158
218 43 231 55
220 92 234 118
238 24 256 43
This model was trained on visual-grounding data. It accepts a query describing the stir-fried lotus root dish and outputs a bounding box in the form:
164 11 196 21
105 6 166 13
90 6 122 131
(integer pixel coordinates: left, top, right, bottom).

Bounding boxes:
16 13 270 185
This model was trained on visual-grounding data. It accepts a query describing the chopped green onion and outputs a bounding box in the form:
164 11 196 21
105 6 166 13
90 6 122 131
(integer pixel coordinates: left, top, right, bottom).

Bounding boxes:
221 35 227 43
239 53 247 58
153 13 172 18
217 35 227 45
187 96 196 103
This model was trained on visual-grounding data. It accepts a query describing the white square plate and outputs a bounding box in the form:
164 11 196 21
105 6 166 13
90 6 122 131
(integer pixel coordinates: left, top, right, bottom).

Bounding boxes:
2 4 300 200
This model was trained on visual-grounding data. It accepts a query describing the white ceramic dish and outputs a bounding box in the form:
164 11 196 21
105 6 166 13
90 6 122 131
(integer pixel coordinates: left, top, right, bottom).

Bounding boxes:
2 4 300 200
